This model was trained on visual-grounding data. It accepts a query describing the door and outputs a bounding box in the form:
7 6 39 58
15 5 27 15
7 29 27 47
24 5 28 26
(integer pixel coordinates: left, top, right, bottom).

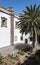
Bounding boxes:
25 39 28 44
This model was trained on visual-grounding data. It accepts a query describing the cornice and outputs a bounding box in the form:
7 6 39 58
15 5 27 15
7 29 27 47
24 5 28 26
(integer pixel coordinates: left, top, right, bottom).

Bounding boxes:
0 5 14 16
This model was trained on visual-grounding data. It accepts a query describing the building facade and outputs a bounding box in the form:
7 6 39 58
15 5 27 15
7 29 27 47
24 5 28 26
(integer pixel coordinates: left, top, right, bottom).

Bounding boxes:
0 5 14 48
14 14 32 45
0 5 33 48
14 14 24 44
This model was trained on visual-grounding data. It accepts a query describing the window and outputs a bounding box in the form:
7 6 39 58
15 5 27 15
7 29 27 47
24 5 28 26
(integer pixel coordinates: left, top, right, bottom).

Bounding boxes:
15 36 17 41
1 17 7 27
15 22 19 29
20 36 23 40
30 37 33 41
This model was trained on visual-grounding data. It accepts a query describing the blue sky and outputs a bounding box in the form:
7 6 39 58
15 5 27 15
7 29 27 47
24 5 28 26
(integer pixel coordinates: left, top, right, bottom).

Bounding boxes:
0 0 40 14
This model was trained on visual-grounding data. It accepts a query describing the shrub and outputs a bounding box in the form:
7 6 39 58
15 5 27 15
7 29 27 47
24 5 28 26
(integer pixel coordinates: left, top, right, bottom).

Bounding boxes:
0 53 3 64
35 50 40 58
19 51 25 55
21 50 40 65
22 45 32 52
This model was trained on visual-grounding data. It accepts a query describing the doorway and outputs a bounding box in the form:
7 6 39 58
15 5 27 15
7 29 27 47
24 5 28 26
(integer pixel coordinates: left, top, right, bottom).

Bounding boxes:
25 39 28 44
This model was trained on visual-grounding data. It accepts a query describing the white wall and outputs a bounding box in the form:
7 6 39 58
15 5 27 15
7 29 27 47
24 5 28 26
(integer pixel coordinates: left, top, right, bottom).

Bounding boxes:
23 33 32 45
14 17 24 44
0 12 11 48
14 17 32 45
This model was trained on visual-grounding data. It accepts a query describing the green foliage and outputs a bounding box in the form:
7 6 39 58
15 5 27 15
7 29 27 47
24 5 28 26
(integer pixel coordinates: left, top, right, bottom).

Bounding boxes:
19 51 25 55
19 4 40 47
35 50 40 59
22 45 32 52
0 53 3 64
21 50 40 65
19 4 40 34
8 54 19 60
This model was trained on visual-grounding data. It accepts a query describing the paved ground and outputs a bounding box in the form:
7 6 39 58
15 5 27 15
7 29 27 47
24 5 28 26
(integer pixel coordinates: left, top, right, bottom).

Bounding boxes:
0 43 40 57
0 44 28 57
0 45 15 57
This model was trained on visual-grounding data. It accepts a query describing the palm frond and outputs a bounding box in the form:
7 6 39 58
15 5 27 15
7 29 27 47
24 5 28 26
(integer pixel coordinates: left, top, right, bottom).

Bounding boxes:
33 4 36 11
19 4 40 35
36 5 40 12
26 6 31 12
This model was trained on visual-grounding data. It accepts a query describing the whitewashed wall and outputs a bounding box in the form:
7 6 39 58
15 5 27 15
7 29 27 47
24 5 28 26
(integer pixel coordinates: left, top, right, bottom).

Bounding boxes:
14 17 24 44
0 12 11 48
14 17 32 45
23 33 32 45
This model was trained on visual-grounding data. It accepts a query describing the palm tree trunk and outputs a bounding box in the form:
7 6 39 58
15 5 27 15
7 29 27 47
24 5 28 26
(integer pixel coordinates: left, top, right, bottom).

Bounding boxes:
32 27 35 48
35 32 38 48
35 33 37 44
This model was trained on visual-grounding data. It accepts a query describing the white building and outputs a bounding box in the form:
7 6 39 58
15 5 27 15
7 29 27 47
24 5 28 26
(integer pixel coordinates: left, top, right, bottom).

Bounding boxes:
0 5 14 48
14 14 24 44
0 5 32 48
0 5 40 57
14 14 32 45
14 14 40 50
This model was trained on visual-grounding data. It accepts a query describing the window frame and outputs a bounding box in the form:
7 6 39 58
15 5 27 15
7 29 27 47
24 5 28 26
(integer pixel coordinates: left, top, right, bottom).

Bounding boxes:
1 17 7 28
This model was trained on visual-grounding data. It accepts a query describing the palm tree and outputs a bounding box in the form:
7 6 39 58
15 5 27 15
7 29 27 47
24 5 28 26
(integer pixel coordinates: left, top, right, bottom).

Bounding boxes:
19 4 40 48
